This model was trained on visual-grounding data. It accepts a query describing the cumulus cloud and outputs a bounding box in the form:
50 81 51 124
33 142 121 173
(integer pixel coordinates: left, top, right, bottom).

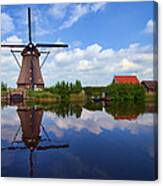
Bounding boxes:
1 36 154 87
77 60 93 71
143 19 154 34
118 58 142 72
1 35 23 87
42 42 154 86
1 12 15 35
3 35 23 44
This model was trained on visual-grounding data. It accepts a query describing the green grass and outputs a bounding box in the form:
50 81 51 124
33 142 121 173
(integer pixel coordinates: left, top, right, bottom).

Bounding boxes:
27 89 86 103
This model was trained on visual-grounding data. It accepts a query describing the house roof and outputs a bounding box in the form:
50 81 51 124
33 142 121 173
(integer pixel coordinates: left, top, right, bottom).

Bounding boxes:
113 75 139 84
114 115 138 120
141 81 157 91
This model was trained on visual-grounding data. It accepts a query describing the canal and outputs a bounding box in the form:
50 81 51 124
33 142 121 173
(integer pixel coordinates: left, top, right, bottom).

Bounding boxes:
1 101 157 180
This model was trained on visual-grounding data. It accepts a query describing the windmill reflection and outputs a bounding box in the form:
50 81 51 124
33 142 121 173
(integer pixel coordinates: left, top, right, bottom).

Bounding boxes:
17 106 43 150
2 104 69 177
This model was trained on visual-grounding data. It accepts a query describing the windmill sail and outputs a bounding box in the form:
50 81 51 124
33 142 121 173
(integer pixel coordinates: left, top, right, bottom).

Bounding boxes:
28 8 32 43
36 43 68 48
1 7 68 90
1 44 26 48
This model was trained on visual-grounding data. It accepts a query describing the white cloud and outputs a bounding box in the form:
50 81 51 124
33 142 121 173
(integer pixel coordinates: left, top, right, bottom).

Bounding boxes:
77 60 93 71
42 42 154 86
1 13 15 35
4 35 23 43
90 2 106 12
1 35 23 87
49 4 69 20
119 58 142 72
59 4 89 30
1 37 154 87
59 3 106 30
143 19 154 34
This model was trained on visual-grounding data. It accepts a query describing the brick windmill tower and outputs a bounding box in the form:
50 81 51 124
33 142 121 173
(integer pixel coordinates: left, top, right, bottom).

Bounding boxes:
2 8 68 90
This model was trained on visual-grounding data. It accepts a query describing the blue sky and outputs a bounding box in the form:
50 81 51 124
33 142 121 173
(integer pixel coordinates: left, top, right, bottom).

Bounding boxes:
1 1 157 87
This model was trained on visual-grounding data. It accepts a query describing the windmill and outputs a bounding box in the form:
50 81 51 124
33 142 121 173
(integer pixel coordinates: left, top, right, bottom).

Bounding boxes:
1 8 68 90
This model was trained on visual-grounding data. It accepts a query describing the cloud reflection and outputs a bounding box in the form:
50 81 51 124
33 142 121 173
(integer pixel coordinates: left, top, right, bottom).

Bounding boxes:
1 106 157 143
43 108 156 137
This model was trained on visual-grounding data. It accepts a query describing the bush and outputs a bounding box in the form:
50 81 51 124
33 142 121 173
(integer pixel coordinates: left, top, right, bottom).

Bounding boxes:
83 86 106 97
106 84 145 102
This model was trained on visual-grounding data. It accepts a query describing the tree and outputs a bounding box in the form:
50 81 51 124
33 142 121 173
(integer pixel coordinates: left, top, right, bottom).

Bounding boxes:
106 84 145 102
73 80 82 93
1 81 7 91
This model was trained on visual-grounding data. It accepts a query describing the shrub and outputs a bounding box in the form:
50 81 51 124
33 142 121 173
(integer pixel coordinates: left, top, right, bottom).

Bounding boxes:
106 84 145 101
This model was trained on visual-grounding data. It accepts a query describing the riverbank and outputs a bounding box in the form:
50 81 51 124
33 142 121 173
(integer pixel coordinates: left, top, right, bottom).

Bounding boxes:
1 89 86 103
1 82 157 105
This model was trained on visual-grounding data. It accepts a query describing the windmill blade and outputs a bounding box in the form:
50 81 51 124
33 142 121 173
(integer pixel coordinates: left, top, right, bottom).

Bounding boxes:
1 44 26 48
28 8 32 43
36 43 68 48
2 146 27 151
2 144 69 151
36 144 69 151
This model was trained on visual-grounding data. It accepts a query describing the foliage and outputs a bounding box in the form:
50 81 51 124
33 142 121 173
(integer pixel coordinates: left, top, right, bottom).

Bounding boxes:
26 101 83 118
83 86 106 98
84 101 103 111
106 83 145 101
45 80 83 101
106 101 146 118
27 89 58 99
1 81 7 92
27 80 83 102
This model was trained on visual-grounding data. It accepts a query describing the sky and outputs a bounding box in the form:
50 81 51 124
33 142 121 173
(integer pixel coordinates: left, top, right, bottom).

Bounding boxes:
1 1 157 87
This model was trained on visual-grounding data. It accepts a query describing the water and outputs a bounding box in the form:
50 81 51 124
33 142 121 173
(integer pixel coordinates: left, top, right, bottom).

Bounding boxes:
1 101 158 180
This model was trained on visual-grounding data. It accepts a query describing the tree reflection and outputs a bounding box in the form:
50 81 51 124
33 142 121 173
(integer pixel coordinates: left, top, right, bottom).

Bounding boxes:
106 101 146 120
2 99 157 122
84 100 157 120
27 101 83 118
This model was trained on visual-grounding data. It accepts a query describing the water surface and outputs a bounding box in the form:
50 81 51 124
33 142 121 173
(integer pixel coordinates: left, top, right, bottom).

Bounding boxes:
1 101 158 180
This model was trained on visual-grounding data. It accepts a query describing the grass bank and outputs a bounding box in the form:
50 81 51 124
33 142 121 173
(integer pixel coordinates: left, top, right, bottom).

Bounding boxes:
27 89 86 103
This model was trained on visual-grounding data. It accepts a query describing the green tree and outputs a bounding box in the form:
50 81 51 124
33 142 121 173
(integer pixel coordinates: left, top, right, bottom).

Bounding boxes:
1 81 7 91
106 84 145 102
73 80 82 93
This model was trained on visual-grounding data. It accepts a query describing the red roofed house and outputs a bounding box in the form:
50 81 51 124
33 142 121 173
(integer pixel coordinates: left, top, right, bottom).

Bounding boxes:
141 80 157 93
112 75 140 85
